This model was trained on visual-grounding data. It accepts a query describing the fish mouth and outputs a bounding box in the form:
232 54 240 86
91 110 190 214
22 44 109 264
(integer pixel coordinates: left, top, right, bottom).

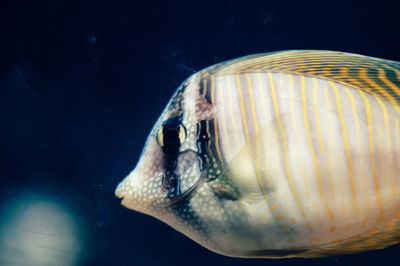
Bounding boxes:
115 180 126 199
115 182 135 211
115 170 137 199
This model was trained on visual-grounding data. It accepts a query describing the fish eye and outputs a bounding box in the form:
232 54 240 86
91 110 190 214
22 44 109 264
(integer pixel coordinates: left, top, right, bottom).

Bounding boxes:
156 117 187 152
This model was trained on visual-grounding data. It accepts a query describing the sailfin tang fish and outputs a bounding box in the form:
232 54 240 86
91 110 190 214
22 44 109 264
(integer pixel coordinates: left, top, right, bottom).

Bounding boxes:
115 50 400 258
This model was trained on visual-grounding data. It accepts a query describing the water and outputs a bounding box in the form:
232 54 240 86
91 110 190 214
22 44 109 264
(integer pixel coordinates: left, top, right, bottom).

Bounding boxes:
0 0 399 265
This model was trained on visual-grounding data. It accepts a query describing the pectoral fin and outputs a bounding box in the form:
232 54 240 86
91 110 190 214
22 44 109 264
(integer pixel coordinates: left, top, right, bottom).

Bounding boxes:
215 118 284 199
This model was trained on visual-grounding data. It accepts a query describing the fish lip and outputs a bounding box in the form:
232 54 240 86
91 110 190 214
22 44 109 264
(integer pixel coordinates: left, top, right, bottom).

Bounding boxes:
115 182 125 199
120 197 129 208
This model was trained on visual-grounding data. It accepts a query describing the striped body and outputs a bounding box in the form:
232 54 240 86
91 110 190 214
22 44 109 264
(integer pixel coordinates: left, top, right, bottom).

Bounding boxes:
116 51 400 258
200 71 400 254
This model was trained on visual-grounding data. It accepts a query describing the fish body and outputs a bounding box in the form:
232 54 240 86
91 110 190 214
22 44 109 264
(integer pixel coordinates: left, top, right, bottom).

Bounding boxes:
116 50 400 258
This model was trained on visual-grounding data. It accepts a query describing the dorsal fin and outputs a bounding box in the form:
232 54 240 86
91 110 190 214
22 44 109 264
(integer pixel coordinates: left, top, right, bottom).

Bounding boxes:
203 50 400 105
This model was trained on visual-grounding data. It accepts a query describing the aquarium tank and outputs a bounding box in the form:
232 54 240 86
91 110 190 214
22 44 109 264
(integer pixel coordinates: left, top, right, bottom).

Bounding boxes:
1 0 400 265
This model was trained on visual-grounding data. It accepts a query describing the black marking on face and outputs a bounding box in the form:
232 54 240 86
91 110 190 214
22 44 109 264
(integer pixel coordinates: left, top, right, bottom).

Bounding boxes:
158 115 186 196
196 120 223 182
169 192 210 247
196 120 210 170
197 77 224 178
166 83 187 117
201 74 212 104
159 80 224 204
159 115 186 154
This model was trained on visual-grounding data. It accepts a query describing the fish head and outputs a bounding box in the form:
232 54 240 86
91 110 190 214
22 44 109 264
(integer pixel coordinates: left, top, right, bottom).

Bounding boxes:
115 76 225 251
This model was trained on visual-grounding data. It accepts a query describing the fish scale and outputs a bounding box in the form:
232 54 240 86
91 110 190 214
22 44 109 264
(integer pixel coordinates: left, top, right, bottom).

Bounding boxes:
116 50 400 258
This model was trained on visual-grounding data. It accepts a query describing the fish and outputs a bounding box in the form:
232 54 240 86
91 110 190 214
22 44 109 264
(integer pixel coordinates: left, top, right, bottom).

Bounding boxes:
115 50 400 258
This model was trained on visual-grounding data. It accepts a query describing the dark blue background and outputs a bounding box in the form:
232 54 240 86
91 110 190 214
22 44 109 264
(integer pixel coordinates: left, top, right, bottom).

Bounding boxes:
1 0 400 265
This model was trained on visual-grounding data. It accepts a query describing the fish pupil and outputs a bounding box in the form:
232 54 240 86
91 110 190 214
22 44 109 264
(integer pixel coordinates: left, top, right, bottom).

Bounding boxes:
161 116 182 154
162 128 180 153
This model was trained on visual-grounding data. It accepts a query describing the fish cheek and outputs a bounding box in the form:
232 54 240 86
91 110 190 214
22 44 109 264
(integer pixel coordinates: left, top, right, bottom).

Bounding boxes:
158 148 204 205
175 150 202 194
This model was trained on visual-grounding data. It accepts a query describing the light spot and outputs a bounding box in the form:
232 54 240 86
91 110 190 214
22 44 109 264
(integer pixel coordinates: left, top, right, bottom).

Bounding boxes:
0 193 85 266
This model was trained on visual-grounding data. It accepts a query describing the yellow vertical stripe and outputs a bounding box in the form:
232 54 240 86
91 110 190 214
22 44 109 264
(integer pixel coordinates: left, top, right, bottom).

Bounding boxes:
324 86 336 202
202 79 207 96
217 74 254 224
289 74 310 198
375 97 396 200
243 73 270 203
312 78 325 156
235 75 250 140
269 72 306 217
301 76 333 219
217 77 232 158
211 75 224 167
377 126 385 183
359 90 384 222
330 82 359 213
344 88 369 215
227 76 240 151
256 72 272 188
245 73 259 133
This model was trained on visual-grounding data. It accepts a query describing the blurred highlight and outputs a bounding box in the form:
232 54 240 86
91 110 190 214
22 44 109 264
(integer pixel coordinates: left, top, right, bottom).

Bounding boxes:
0 193 86 266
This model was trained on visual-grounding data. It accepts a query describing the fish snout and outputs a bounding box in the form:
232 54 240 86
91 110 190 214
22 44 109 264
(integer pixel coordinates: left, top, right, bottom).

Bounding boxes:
115 170 137 199
115 180 126 199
